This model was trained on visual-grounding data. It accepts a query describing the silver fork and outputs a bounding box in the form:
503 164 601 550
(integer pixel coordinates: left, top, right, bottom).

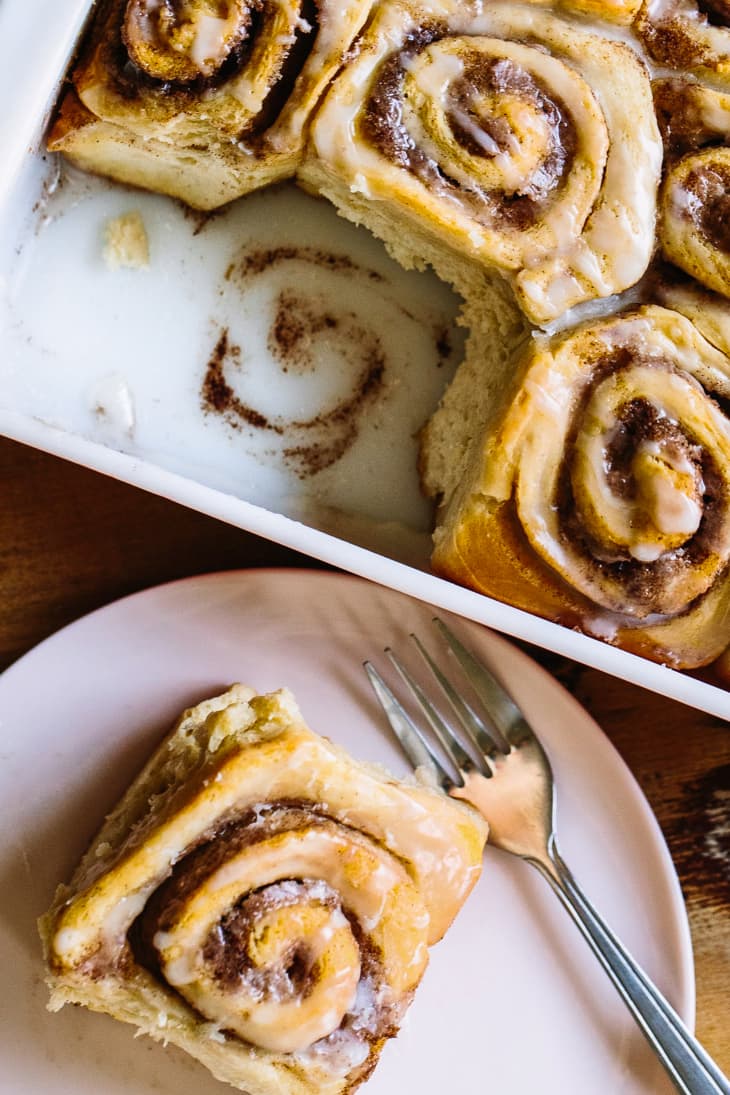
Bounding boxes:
364 617 730 1095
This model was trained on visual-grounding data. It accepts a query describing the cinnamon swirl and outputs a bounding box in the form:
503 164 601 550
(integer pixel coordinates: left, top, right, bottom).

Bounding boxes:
39 685 486 1095
48 0 373 208
422 306 730 667
636 0 730 87
653 80 730 301
301 0 662 325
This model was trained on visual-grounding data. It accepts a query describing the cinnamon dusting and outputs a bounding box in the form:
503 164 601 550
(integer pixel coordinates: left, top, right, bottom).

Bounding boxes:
202 245 408 477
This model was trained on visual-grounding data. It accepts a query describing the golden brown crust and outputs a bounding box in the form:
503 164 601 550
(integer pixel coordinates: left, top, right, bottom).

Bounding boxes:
48 88 253 208
650 80 730 302
434 492 730 667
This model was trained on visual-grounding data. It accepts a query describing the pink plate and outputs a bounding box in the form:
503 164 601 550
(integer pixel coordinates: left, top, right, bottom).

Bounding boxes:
0 569 694 1094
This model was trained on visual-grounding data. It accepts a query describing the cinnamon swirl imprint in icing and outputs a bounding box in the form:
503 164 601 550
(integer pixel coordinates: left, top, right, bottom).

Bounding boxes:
201 244 455 478
41 686 487 1095
48 0 374 207
304 0 662 325
427 306 730 666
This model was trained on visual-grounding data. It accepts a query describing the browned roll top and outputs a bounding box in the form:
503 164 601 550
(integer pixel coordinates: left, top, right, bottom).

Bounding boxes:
678 162 730 254
636 0 730 84
473 306 730 622
122 0 257 84
654 80 730 298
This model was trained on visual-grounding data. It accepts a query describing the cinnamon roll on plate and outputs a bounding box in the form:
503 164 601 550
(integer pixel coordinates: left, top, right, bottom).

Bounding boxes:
40 685 486 1095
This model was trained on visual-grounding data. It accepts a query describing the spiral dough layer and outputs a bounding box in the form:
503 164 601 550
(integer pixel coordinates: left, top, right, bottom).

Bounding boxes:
636 0 730 86
306 0 662 324
431 306 730 666
41 686 486 1095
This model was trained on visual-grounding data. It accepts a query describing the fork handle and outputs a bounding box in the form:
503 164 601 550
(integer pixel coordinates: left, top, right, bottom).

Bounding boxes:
530 847 730 1095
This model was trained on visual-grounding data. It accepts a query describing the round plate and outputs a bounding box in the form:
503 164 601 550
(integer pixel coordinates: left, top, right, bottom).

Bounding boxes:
0 569 693 1094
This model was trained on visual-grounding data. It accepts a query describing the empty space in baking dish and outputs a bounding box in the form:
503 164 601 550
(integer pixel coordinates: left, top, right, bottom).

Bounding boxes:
3 162 462 562
0 0 728 719
1 54 465 566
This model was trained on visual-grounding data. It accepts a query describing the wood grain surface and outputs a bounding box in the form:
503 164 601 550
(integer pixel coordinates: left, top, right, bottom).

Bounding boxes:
1 434 728 1074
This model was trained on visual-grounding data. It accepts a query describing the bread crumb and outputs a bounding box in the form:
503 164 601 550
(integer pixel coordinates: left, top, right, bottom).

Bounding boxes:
103 211 149 270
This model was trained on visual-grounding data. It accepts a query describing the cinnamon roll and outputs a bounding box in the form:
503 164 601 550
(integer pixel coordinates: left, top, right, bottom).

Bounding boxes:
39 685 486 1095
422 306 730 667
635 0 730 86
48 0 373 208
653 80 730 300
301 0 662 325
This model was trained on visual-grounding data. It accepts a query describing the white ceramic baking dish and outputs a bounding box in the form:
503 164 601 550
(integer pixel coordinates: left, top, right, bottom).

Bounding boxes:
1 0 728 718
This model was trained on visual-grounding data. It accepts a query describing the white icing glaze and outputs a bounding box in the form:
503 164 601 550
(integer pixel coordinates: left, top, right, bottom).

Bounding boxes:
158 867 365 1051
190 15 231 73
101 888 152 953
700 96 730 135
638 450 703 539
143 811 431 1054
449 105 502 156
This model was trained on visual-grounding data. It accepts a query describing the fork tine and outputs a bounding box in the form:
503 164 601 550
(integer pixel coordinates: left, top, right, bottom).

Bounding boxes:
363 661 454 791
410 634 495 776
433 617 534 751
385 648 470 784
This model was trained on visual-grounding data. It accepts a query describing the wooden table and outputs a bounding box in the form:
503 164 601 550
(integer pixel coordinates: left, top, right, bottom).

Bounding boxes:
1 433 728 1073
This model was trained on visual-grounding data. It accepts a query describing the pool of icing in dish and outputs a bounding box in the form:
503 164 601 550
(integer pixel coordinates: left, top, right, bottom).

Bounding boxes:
0 155 464 565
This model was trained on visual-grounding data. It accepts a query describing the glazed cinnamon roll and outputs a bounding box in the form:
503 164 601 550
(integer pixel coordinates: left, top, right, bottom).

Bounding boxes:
40 686 486 1095
635 0 730 86
301 0 662 325
48 0 373 208
422 306 730 667
653 80 730 300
